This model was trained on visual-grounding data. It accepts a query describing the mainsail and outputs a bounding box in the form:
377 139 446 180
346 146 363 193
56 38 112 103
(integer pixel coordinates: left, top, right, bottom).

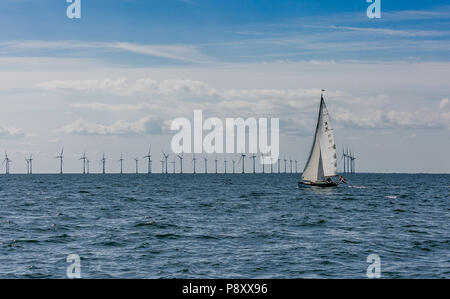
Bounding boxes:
302 94 337 182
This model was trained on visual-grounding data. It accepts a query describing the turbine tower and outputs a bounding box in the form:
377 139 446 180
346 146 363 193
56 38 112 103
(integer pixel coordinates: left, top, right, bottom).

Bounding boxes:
250 154 256 174
170 160 176 174
162 151 169 174
204 157 208 174
143 146 152 174
348 150 353 173
290 158 293 174
192 154 197 174
55 147 64 174
346 147 350 174
3 152 11 174
232 159 236 174
277 158 281 173
79 151 87 174
134 158 139 174
214 156 218 174
101 153 106 174
224 156 227 174
238 153 246 174
25 157 30 174
284 157 287 173
26 153 33 174
177 153 184 174
350 150 356 173
118 153 124 174
270 158 274 174
295 160 298 173
86 159 90 174
160 159 164 173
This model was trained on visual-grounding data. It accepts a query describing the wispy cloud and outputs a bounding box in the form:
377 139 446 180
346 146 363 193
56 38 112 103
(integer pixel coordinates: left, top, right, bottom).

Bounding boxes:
0 40 211 63
308 25 450 37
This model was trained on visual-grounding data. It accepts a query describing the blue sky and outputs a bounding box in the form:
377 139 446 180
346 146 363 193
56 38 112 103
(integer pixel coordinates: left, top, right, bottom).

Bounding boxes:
0 0 449 173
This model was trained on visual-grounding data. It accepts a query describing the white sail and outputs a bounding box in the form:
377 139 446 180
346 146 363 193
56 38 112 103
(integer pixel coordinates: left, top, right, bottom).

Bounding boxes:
302 95 337 182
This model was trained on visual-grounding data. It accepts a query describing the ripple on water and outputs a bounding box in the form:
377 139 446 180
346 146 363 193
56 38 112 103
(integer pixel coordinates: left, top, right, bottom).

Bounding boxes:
0 173 448 278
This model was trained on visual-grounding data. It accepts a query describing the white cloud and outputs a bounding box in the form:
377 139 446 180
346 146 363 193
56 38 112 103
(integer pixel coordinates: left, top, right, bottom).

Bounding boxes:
0 126 24 139
440 98 449 109
41 76 450 134
317 26 450 37
36 78 130 94
334 108 446 130
37 77 345 104
58 116 165 136
36 78 219 97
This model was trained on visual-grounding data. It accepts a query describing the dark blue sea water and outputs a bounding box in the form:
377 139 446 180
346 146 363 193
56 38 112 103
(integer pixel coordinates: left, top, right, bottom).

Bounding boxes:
0 173 448 278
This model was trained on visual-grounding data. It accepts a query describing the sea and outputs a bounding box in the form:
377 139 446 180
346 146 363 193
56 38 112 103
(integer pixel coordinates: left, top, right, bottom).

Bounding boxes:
0 173 448 278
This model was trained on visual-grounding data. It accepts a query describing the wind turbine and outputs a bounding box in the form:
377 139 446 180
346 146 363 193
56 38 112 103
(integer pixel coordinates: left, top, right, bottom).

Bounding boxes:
346 147 350 174
270 158 274 174
250 154 256 174
214 156 218 174
204 156 208 174
295 160 298 173
26 153 33 174
290 158 293 174
3 152 11 174
177 153 184 174
25 157 30 174
340 146 346 173
170 159 176 174
238 153 246 174
192 154 197 174
232 158 236 174
284 157 287 173
86 159 90 174
224 156 227 174
262 157 265 174
143 146 152 174
118 153 124 174
134 157 139 174
160 159 165 173
162 151 169 174
79 151 87 174
277 158 281 173
55 147 64 174
101 153 106 174
350 150 356 173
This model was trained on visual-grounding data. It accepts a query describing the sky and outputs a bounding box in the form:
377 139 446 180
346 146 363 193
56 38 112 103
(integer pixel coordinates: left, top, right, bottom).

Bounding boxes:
0 0 449 173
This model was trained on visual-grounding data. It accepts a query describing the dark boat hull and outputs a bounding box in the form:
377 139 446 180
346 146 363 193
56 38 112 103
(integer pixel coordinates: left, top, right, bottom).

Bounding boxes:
298 181 338 188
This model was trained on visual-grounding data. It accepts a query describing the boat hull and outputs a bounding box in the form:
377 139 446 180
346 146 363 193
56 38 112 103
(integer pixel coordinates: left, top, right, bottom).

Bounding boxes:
298 181 338 188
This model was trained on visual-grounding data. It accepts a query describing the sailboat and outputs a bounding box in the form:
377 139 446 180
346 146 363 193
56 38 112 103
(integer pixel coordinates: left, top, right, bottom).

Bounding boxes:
299 91 339 188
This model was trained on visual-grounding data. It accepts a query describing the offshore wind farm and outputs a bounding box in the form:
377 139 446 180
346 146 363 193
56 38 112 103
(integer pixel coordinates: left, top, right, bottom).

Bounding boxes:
0 147 357 175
